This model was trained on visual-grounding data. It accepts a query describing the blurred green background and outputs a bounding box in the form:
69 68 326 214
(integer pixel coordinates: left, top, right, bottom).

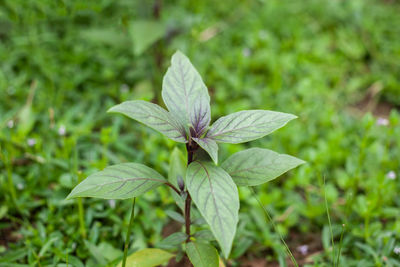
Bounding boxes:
1 0 399 266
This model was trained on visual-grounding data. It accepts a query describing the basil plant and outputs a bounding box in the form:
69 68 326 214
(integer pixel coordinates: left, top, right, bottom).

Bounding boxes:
67 51 304 266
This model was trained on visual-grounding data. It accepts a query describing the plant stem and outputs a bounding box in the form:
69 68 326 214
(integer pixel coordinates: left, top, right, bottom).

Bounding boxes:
184 194 192 242
184 141 197 242
122 198 136 267
73 144 87 239
77 172 86 238
323 176 335 267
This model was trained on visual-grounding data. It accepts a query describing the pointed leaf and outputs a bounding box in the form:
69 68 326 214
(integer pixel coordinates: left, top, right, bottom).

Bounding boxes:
206 110 297 144
186 162 239 258
162 51 211 136
108 100 186 142
116 248 173 267
192 137 218 164
186 241 219 267
221 148 305 186
67 163 166 199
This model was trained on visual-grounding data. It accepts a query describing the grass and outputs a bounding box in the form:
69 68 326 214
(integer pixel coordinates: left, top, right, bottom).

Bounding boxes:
0 0 399 266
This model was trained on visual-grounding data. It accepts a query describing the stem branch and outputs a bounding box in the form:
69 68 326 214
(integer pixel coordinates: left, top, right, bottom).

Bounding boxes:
122 198 136 267
164 182 181 195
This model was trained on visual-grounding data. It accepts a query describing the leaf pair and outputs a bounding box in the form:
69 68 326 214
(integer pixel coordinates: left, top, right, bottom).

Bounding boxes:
108 51 296 164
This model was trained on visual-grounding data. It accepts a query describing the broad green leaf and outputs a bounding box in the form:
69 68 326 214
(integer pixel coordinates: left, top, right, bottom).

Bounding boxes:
129 20 165 56
192 137 218 164
206 110 296 144
221 148 305 186
186 241 219 267
186 162 239 258
108 100 186 143
162 51 211 136
116 248 173 267
66 163 166 200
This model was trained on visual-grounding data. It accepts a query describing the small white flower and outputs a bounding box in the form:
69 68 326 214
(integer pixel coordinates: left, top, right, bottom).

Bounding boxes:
376 117 389 126
394 246 400 255
7 120 14 128
297 244 309 255
108 199 116 209
242 48 251 57
386 171 396 180
71 242 77 250
27 138 36 147
58 125 66 136
17 183 24 190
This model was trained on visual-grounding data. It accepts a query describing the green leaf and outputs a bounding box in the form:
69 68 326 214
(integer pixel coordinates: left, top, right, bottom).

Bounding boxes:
66 163 166 200
186 161 239 258
162 51 211 136
206 110 296 144
108 100 186 143
221 148 305 186
186 241 219 267
129 20 165 56
157 232 187 249
192 137 218 164
116 248 174 267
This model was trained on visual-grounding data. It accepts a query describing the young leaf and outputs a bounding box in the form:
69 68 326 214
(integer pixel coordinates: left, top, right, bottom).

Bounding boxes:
221 148 305 186
186 241 219 267
168 147 187 210
108 100 186 142
162 51 211 136
186 161 239 258
66 163 166 199
192 137 218 164
168 147 187 187
206 110 297 144
157 232 187 249
116 248 173 267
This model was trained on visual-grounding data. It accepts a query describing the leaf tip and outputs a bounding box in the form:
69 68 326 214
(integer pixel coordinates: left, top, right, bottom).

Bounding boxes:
107 105 118 114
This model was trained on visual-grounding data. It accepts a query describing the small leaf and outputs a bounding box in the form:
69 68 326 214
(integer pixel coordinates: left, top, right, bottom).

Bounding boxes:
168 147 187 187
162 51 211 136
206 110 297 144
67 163 166 199
165 210 185 224
129 20 165 56
108 100 186 142
192 137 218 164
193 230 216 242
221 148 305 186
116 248 174 267
168 147 187 210
186 241 219 267
157 232 187 249
186 162 239 258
